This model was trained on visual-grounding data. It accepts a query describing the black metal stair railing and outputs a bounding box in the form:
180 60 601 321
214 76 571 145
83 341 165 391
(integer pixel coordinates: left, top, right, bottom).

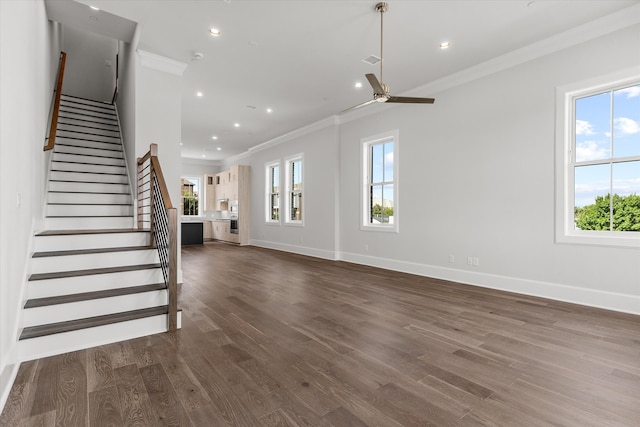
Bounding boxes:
137 144 178 331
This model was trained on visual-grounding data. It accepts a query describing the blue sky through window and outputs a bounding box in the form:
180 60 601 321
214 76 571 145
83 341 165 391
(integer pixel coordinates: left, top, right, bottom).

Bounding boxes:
574 84 640 208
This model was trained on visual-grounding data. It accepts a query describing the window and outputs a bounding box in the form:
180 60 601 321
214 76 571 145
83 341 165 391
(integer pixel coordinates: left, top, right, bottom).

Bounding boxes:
266 162 280 223
362 130 398 232
556 70 640 247
181 176 200 216
285 155 303 225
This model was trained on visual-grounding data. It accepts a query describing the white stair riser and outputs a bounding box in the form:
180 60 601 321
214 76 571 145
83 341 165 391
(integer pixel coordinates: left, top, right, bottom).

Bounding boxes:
60 100 116 115
52 161 126 174
54 137 122 152
31 249 159 274
56 113 117 127
44 216 134 230
50 171 128 184
34 232 149 252
55 144 123 158
23 291 167 327
60 98 115 113
18 312 179 362
53 152 125 166
28 268 163 299
48 181 130 193
47 204 132 217
56 130 121 144
47 192 131 205
57 116 120 130
57 123 120 138
58 105 116 121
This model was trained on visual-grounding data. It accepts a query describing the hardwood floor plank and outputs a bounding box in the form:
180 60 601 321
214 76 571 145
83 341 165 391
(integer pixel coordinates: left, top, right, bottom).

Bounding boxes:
0 360 38 426
113 364 155 427
4 242 640 426
149 342 212 412
88 386 123 427
54 350 88 427
138 363 192 426
86 347 116 393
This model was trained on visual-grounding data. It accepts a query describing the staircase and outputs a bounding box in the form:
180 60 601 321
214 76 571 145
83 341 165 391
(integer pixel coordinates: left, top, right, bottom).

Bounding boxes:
19 95 177 360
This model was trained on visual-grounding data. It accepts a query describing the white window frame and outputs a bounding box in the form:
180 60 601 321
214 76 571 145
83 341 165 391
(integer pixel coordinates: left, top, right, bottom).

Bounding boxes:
180 176 201 217
361 130 399 233
285 153 304 227
555 67 640 248
265 161 281 224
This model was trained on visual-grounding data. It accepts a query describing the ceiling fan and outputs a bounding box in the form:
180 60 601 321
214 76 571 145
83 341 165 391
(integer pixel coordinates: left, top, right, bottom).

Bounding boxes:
342 2 435 113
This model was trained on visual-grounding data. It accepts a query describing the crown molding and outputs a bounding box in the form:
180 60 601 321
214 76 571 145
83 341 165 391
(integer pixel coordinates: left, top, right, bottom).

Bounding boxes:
247 116 339 155
137 49 187 76
339 3 640 124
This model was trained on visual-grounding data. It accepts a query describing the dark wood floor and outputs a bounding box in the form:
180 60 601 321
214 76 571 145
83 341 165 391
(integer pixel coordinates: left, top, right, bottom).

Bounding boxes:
2 242 639 426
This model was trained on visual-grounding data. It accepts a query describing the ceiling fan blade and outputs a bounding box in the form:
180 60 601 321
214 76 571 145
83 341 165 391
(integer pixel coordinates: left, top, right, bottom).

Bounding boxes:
386 96 435 104
365 73 385 94
340 99 376 114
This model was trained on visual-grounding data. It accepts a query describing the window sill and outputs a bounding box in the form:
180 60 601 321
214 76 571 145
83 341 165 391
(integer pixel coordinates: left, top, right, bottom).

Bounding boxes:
285 221 304 228
360 225 398 233
556 232 640 249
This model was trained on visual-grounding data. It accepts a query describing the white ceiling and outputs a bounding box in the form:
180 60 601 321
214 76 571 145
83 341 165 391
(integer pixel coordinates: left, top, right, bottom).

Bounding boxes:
59 0 639 161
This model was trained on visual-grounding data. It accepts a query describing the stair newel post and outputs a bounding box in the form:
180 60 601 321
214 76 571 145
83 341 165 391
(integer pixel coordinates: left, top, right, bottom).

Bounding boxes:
137 156 144 230
167 207 178 331
149 143 158 248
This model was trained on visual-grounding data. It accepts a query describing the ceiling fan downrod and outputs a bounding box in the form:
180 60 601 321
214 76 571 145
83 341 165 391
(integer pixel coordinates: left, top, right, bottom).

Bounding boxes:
376 2 388 86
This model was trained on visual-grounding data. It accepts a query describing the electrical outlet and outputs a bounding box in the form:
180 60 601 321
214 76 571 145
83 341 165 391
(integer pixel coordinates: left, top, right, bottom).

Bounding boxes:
16 192 21 208
467 257 473 265
448 255 455 264
473 257 480 266
364 244 369 252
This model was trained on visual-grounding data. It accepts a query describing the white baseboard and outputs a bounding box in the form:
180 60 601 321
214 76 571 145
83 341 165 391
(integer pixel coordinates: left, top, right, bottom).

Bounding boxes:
339 251 640 315
250 239 338 261
247 240 638 315
0 362 19 418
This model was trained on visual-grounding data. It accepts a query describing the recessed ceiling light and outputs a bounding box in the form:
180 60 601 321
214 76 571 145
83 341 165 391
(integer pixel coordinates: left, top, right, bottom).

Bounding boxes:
354 82 363 89
89 5 100 11
202 154 206 158
196 91 203 97
212 136 218 140
234 123 240 127
180 142 184 146
209 28 221 37
217 147 222 151
266 108 273 113
439 41 450 49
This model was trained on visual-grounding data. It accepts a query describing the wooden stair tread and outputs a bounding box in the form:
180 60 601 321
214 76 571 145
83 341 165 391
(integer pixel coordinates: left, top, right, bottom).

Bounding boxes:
29 263 161 281
24 283 166 308
36 228 148 236
19 306 169 340
33 245 154 258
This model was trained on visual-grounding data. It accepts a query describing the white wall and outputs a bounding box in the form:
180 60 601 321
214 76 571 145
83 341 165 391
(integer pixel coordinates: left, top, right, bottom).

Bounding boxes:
247 25 640 314
182 158 221 179
61 25 117 103
338 24 640 313
0 0 60 410
135 51 186 279
249 121 340 259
